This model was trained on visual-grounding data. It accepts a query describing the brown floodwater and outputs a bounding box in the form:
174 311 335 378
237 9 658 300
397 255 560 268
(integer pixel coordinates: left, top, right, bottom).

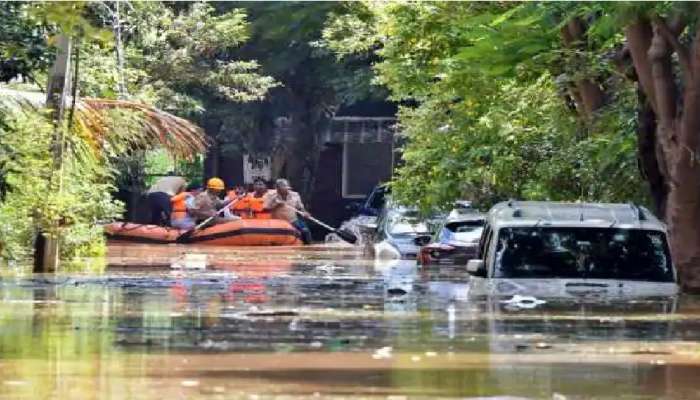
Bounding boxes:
0 242 699 399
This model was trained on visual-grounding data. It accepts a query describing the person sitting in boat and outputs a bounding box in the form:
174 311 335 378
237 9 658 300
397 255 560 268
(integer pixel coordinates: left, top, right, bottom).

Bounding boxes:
263 179 312 244
227 185 249 218
191 177 241 225
232 178 272 219
169 184 201 229
146 173 187 226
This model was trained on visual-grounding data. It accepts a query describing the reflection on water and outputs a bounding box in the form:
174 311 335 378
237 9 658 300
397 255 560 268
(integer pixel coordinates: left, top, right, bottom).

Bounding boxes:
0 244 699 399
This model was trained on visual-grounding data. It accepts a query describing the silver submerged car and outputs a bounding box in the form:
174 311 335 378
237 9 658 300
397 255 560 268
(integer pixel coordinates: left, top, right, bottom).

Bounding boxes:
370 205 433 260
466 201 678 299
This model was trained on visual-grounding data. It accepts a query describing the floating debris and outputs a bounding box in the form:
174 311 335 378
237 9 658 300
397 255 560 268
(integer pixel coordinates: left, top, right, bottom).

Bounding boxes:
372 346 393 360
245 310 299 317
501 295 547 309
387 287 408 296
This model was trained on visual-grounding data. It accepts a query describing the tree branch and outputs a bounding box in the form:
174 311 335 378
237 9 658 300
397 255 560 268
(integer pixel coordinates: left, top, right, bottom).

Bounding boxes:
559 17 605 119
653 16 691 80
625 19 657 114
648 22 678 125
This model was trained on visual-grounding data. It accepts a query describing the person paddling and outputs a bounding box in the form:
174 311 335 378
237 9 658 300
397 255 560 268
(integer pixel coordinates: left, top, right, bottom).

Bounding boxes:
262 179 312 244
191 177 241 226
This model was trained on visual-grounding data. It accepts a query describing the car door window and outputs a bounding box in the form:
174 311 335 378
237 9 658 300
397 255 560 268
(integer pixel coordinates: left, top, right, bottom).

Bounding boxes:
477 224 491 258
481 228 495 277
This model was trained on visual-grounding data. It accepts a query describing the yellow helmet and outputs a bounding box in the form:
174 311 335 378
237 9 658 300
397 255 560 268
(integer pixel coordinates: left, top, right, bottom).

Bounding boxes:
206 177 225 191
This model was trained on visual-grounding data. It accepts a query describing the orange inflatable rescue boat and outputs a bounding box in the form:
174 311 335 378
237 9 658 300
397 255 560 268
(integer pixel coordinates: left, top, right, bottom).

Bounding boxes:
104 219 302 246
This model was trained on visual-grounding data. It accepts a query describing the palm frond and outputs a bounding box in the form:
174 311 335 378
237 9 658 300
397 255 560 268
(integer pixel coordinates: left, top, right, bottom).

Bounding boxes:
80 99 208 158
0 88 208 159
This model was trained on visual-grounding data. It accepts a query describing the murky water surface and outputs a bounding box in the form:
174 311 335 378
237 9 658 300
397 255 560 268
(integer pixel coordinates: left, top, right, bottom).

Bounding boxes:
1 243 699 399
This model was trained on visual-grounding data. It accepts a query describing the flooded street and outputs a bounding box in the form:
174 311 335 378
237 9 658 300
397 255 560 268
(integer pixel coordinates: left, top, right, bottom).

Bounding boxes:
0 244 699 399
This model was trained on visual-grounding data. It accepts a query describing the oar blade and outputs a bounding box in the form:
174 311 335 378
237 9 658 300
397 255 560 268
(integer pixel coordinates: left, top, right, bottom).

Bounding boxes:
335 228 358 244
175 229 195 243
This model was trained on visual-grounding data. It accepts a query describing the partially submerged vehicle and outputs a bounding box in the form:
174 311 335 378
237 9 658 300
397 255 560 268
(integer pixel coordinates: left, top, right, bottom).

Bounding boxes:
418 211 485 266
366 202 434 259
466 201 678 298
105 219 302 246
347 184 389 218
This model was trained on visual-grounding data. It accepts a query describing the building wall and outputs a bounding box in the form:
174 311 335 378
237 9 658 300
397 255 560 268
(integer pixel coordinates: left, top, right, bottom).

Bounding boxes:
307 140 394 240
203 149 244 189
308 144 344 239
342 142 394 198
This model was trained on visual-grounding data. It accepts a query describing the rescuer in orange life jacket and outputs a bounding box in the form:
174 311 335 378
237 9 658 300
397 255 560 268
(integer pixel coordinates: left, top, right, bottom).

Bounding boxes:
191 177 241 225
229 178 272 219
169 183 202 229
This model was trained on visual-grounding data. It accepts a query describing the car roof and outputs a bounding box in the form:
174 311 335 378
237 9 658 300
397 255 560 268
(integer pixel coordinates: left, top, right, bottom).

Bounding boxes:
487 201 665 231
446 212 485 224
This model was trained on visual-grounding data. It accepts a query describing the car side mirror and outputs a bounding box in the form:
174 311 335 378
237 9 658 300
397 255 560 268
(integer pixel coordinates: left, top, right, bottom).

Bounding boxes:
413 235 432 246
466 259 487 277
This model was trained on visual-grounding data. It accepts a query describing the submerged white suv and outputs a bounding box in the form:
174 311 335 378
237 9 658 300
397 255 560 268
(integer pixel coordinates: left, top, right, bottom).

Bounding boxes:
466 201 678 298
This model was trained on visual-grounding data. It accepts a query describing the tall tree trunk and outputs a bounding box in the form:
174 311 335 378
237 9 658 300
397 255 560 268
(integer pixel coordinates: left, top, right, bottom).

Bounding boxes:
35 35 72 273
625 16 700 292
635 90 667 216
667 23 700 292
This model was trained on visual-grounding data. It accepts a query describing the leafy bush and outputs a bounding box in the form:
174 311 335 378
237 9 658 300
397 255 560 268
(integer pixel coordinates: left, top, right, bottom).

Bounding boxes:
0 108 123 266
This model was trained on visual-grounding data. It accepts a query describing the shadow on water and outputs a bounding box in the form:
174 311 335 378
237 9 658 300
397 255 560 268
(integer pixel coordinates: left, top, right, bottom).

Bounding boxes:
0 244 699 398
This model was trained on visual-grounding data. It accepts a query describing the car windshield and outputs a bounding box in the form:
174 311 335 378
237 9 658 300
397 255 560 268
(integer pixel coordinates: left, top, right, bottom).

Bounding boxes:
444 220 484 243
494 227 674 282
367 186 387 210
387 210 430 236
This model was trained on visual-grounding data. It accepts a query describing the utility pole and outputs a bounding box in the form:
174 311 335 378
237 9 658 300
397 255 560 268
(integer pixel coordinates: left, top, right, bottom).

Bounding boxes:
113 0 128 99
34 35 72 273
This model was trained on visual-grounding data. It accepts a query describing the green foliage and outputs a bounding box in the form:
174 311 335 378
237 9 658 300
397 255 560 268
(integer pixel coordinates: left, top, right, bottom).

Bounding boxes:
0 3 53 84
0 109 53 259
135 2 278 105
318 2 380 58
0 107 122 263
174 2 385 170
322 2 650 214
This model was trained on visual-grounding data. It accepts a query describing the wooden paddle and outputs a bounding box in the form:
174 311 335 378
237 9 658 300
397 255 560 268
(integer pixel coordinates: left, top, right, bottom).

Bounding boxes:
283 204 358 244
175 196 243 243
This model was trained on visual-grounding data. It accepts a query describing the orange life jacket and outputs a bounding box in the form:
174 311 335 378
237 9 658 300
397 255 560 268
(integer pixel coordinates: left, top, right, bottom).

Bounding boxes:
247 194 271 219
228 192 271 219
227 191 247 217
170 192 192 221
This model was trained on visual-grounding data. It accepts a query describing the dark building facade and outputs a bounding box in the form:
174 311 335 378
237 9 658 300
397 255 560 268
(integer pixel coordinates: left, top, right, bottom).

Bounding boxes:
308 116 396 237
